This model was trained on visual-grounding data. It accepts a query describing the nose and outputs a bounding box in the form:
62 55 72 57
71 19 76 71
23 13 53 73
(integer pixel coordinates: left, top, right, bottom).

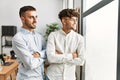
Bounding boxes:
33 17 37 23
74 20 77 24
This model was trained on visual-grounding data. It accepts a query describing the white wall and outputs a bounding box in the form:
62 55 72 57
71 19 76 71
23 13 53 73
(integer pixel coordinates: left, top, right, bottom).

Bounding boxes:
0 0 63 54
85 0 118 80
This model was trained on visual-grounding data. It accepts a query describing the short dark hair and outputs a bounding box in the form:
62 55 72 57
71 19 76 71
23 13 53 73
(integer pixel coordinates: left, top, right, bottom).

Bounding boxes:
19 6 36 17
58 9 79 20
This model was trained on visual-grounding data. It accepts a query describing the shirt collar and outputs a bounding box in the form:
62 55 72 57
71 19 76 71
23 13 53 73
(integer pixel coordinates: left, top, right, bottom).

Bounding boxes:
60 29 74 36
20 27 35 34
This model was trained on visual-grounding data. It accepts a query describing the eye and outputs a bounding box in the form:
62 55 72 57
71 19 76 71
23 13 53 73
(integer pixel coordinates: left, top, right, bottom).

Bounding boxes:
71 18 78 22
29 16 33 19
36 16 38 18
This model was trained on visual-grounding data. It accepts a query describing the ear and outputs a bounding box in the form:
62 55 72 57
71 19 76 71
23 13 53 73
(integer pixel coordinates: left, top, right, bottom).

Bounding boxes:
61 18 66 25
20 16 25 23
21 16 24 20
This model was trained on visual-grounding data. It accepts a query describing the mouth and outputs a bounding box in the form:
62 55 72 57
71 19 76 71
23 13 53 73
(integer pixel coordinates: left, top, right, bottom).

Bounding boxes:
33 23 37 26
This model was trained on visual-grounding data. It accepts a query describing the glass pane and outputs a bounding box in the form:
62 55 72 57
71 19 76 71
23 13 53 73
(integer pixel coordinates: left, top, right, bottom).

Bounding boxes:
85 0 102 12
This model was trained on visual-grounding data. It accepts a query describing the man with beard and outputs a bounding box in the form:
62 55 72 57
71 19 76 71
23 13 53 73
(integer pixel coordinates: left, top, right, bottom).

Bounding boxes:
45 9 85 80
12 6 46 80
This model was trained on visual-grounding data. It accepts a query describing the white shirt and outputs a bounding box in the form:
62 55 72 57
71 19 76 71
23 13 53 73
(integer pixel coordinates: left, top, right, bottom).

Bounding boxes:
46 29 85 80
12 28 46 80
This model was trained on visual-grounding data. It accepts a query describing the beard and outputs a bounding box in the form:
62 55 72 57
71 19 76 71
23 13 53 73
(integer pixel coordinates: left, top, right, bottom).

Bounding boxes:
68 25 77 31
25 22 36 29
30 24 36 29
66 22 77 31
30 25 36 29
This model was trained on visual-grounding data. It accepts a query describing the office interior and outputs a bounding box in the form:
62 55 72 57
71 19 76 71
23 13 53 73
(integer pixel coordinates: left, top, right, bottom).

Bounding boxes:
0 0 119 80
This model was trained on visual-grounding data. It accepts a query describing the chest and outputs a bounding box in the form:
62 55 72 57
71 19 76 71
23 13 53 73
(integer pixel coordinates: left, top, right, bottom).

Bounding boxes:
54 34 80 53
23 34 42 50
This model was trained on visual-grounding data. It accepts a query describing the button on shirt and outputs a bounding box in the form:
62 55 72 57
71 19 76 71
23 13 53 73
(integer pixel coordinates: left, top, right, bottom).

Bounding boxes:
12 28 46 80
46 29 85 80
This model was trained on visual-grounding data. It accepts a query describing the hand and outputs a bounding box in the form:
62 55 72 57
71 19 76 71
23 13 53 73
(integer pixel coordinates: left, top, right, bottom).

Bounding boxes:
32 52 40 58
55 50 62 54
72 52 78 59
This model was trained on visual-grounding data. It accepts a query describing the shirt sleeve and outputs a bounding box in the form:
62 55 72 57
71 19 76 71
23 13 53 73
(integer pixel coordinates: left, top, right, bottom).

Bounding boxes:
67 36 85 66
46 32 73 64
37 35 46 59
12 36 44 70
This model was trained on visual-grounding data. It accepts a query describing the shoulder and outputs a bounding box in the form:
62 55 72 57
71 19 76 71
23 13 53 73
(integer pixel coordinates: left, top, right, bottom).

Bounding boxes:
77 33 84 39
73 31 84 40
12 32 25 44
47 30 60 40
49 30 60 37
12 31 23 40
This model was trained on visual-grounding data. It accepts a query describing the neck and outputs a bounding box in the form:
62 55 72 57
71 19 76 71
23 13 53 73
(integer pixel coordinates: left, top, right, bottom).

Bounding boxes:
23 26 34 32
62 27 71 34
